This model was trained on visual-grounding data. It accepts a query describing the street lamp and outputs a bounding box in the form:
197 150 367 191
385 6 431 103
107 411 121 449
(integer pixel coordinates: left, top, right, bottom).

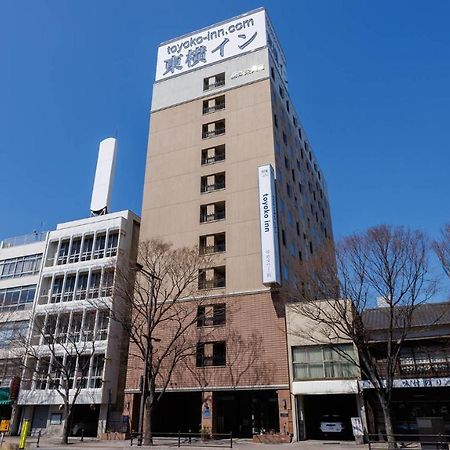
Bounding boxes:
134 263 161 447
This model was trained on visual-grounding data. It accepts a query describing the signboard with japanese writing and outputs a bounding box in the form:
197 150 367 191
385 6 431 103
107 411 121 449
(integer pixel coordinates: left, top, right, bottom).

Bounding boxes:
258 164 281 286
155 9 268 81
359 377 450 389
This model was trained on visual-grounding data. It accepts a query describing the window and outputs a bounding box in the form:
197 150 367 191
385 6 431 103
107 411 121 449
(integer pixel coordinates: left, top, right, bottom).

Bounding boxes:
298 250 303 261
279 86 285 99
201 172 225 193
197 304 226 327
281 229 286 246
291 169 296 182
273 114 278 128
44 315 57 344
196 342 226 367
284 156 289 169
309 241 313 254
270 67 275 80
81 236 93 261
203 73 225 91
96 311 109 340
93 234 106 259
200 201 225 223
283 132 288 145
0 321 28 349
101 269 115 297
69 313 82 343
199 233 226 254
35 358 50 390
0 285 36 312
202 120 225 139
88 271 101 299
90 354 105 388
68 238 81 263
296 222 300 236
286 183 292 198
283 265 289 281
57 240 70 265
0 254 42 279
286 100 290 113
105 232 119 257
75 273 88 300
62 275 76 302
56 314 69 344
83 311 96 342
77 355 90 388
292 344 358 380
298 128 302 140
50 277 64 303
293 116 298 127
198 266 226 289
203 95 225 114
298 183 303 193
201 145 225 165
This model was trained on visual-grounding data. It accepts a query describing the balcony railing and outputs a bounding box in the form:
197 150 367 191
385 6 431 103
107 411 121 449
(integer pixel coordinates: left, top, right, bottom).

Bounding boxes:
200 211 225 223
201 182 225 193
200 243 225 255
0 231 48 249
202 128 225 139
204 80 225 91
203 104 225 114
202 154 225 165
198 278 226 289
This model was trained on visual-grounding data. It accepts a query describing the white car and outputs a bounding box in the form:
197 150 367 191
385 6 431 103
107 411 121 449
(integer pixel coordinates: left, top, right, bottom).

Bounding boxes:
320 415 345 435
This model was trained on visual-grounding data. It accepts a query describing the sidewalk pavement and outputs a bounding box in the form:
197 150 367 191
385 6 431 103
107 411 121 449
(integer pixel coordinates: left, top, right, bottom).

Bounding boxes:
0 436 369 450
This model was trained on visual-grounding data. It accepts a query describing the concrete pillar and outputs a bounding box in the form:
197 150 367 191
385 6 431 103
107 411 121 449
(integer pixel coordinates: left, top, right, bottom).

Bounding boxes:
201 391 213 436
277 389 292 437
9 403 21 435
356 392 368 443
98 404 108 437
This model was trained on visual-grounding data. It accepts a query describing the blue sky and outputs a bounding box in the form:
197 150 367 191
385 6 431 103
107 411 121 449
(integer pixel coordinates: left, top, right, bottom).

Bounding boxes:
1 0 449 244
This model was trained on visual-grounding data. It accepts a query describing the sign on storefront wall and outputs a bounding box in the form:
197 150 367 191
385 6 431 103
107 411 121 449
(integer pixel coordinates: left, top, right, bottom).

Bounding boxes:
359 377 450 389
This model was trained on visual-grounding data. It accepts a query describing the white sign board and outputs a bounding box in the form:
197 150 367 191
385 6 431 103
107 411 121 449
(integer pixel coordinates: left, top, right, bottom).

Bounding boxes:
359 377 450 389
351 417 364 437
258 165 281 285
155 9 267 81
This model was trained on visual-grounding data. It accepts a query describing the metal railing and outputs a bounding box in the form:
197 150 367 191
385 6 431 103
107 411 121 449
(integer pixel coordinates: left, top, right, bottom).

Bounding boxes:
130 431 233 448
202 128 225 139
368 433 450 449
204 80 225 91
0 231 48 249
202 154 225 165
203 104 225 114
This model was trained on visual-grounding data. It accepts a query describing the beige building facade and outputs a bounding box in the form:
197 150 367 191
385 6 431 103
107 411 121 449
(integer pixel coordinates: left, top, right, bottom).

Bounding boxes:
126 8 333 439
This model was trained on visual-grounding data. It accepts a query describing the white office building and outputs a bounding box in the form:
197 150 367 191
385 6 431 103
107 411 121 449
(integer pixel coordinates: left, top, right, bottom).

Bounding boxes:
16 210 140 438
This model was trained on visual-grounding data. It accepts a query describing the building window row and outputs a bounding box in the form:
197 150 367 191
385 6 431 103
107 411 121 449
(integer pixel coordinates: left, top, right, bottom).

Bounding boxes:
0 253 42 280
46 230 120 267
38 268 114 305
292 344 358 381
31 309 109 346
32 353 105 391
0 285 36 312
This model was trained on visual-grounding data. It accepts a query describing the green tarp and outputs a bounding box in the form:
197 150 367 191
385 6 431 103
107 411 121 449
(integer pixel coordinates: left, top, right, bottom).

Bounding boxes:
0 388 11 405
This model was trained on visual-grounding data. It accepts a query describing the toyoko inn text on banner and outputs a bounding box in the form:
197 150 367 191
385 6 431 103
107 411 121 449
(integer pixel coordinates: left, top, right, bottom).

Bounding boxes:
155 9 287 82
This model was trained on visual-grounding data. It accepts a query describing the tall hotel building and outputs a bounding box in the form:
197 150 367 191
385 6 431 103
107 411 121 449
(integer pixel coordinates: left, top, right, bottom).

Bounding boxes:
126 8 333 438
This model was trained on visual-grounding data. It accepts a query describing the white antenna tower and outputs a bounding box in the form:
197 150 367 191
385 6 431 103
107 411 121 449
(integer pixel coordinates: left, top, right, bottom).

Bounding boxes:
90 137 117 216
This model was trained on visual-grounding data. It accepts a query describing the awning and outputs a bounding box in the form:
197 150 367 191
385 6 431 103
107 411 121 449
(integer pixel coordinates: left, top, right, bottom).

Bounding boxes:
0 388 11 406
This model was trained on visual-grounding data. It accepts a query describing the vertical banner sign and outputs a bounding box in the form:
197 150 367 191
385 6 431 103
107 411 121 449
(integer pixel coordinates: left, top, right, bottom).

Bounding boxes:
258 165 281 285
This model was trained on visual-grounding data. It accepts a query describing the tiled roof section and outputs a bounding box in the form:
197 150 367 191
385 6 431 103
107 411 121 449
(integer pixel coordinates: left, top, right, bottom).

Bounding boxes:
363 301 450 331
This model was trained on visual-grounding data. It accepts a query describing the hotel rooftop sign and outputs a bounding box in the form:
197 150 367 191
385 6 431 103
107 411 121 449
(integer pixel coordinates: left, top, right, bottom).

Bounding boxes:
155 8 287 82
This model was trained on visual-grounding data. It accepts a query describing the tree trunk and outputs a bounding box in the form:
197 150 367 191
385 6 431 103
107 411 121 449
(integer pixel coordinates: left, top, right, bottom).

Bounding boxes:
377 392 396 449
143 388 154 445
61 404 71 445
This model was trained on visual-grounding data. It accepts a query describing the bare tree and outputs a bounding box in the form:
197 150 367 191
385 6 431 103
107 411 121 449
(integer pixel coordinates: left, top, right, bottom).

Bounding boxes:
111 239 211 445
17 313 98 444
433 223 450 280
289 225 436 448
